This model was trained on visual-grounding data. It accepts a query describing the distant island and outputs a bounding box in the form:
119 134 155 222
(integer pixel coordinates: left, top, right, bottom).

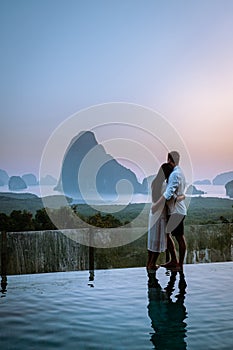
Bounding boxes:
8 176 27 190
0 169 57 190
40 175 57 186
193 179 211 185
212 171 233 185
8 173 39 190
54 131 147 199
1 133 233 199
225 180 233 198
0 169 9 186
186 184 205 195
194 173 233 186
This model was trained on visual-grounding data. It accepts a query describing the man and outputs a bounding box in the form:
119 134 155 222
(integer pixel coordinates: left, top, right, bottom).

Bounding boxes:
152 151 187 270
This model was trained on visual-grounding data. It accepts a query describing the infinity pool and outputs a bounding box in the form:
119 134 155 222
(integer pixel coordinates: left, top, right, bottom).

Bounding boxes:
0 262 233 349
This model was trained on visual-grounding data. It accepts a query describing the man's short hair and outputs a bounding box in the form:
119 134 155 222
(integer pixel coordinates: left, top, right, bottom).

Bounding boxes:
168 151 180 165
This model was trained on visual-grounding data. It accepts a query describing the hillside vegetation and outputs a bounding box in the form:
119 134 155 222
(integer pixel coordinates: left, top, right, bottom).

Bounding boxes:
0 194 232 230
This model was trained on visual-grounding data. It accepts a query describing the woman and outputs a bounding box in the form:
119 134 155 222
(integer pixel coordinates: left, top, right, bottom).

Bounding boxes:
147 163 184 271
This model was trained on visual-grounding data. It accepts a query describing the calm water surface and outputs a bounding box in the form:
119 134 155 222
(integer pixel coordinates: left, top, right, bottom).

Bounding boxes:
0 184 230 202
0 262 233 349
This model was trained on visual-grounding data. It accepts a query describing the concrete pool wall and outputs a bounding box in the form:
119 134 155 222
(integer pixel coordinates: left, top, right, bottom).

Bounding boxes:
1 223 232 275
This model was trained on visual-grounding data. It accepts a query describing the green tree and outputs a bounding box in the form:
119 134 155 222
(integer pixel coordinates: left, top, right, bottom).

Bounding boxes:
0 213 10 231
86 212 123 228
33 208 57 230
9 210 34 231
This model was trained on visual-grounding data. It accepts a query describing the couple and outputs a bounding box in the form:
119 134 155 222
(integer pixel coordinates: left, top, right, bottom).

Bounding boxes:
147 151 186 272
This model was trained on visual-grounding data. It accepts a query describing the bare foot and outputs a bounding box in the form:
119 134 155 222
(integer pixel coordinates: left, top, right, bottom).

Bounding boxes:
161 261 179 269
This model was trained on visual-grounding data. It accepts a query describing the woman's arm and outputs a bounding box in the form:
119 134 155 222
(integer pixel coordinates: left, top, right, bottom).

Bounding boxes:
176 194 185 202
151 193 185 214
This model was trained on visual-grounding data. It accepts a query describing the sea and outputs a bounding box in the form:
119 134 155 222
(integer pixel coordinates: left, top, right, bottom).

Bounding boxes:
0 184 231 203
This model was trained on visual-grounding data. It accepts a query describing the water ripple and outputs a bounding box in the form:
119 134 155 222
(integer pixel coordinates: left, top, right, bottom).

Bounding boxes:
0 263 233 349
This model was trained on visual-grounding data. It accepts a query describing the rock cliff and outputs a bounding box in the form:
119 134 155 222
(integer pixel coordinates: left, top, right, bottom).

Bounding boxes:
212 171 233 185
0 169 9 186
225 180 233 198
22 173 38 186
55 131 145 199
186 184 205 195
8 176 27 190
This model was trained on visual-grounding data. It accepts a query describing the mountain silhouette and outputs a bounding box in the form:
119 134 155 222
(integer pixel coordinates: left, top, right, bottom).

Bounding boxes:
55 131 147 199
212 171 233 185
225 180 233 198
0 169 9 186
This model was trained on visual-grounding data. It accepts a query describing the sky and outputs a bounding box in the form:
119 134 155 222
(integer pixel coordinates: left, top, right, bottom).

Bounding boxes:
1 0 233 182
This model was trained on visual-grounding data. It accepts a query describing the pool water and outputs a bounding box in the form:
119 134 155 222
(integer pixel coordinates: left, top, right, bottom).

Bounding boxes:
0 262 233 349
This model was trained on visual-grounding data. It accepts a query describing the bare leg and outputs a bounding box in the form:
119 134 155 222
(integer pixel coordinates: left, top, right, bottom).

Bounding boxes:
175 235 186 268
161 234 178 267
147 250 160 270
151 252 160 268
167 234 178 263
147 250 152 269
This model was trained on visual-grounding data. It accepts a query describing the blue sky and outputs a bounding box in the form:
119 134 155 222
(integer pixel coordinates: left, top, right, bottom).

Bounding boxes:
1 0 233 181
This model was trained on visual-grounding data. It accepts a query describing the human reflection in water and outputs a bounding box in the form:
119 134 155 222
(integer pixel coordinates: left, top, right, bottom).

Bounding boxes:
0 275 7 297
88 245 95 287
147 270 187 350
88 269 95 288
